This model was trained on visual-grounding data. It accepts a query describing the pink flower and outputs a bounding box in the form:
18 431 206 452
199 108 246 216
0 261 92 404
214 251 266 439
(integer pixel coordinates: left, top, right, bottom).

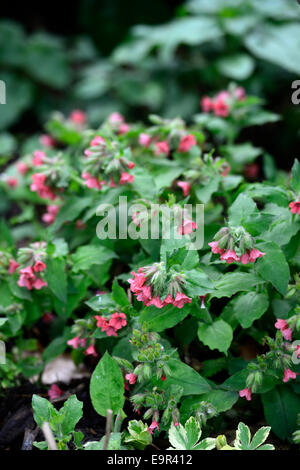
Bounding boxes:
239 387 252 401
17 162 29 175
177 181 191 197
240 252 250 265
95 315 109 330
105 325 118 337
70 109 87 124
40 134 55 148
178 134 197 153
154 141 170 156
148 421 159 435
30 173 56 200
234 87 246 101
109 312 127 330
213 98 230 117
84 345 98 357
119 172 134 185
172 292 192 309
7 178 18 188
200 295 206 309
48 384 63 400
282 328 293 341
119 123 130 135
161 375 166 381
174 422 179 427
8 259 20 274
67 336 86 349
275 319 288 330
17 266 35 290
127 161 135 169
283 368 298 383
248 248 265 262
128 271 146 293
139 133 152 147
125 373 137 385
220 249 240 264
146 295 164 309
289 201 300 215
33 260 46 273
42 205 60 224
208 241 224 255
32 150 46 166
178 219 198 235
82 172 104 190
109 112 124 124
201 96 214 113
295 345 300 358
32 278 48 290
90 135 105 147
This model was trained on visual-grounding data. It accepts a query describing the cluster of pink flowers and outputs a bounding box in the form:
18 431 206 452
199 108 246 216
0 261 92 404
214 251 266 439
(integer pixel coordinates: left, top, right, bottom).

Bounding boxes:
201 87 246 118
42 205 60 224
108 112 130 134
17 262 48 290
289 201 300 215
95 312 127 337
208 241 265 264
30 173 56 200
128 268 192 309
139 133 196 155
82 171 105 190
67 336 98 357
275 318 293 341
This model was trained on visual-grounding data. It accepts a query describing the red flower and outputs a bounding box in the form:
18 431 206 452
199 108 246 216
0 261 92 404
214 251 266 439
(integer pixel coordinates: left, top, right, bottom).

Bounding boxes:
119 172 134 185
147 421 159 434
154 141 170 156
109 312 127 330
289 201 300 215
178 134 196 153
283 368 298 383
70 109 87 125
125 373 137 385
239 387 251 401
220 249 240 264
33 260 46 272
84 344 98 357
8 259 20 274
48 384 63 400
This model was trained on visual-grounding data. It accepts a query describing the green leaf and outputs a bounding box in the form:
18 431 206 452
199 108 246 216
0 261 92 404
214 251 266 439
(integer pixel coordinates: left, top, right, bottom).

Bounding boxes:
245 23 300 75
60 395 83 435
291 159 300 193
212 272 262 299
228 193 257 226
45 258 67 303
216 54 255 80
195 176 221 204
51 197 93 231
255 241 290 296
71 245 116 273
234 292 269 328
161 359 211 395
32 394 56 427
234 422 251 449
139 304 191 332
249 427 272 450
90 352 125 417
198 319 233 354
112 279 129 308
261 386 300 440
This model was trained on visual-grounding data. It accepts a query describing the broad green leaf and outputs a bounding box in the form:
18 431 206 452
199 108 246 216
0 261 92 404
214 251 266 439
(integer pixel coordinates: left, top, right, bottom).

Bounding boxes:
198 319 233 354
32 394 56 427
45 257 67 303
216 54 255 80
139 304 191 332
212 272 262 299
234 292 269 328
291 159 300 193
234 422 251 449
256 241 290 296
71 245 116 273
245 23 300 75
60 395 83 435
112 279 129 308
195 176 221 204
228 193 257 226
262 386 300 440
161 359 211 395
90 352 125 417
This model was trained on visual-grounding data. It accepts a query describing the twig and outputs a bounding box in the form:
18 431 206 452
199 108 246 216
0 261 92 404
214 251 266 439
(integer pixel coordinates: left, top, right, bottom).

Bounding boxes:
41 422 58 450
102 409 113 451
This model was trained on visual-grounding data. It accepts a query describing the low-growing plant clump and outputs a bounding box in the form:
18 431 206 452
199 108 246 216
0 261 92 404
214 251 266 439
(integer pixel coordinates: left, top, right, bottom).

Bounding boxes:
0 83 299 451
